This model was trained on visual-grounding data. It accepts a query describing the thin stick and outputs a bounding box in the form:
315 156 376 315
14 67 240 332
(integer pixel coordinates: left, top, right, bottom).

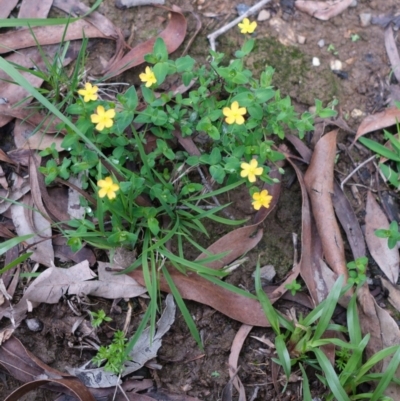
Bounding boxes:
340 155 376 190
207 0 272 51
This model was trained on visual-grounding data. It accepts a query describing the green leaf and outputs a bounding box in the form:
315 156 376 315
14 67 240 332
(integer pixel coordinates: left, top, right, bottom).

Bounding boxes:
153 37 168 62
123 86 138 110
275 334 292 379
147 217 160 236
0 234 34 255
153 62 169 86
175 55 195 72
359 137 400 162
209 165 225 184
313 348 351 401
0 252 32 275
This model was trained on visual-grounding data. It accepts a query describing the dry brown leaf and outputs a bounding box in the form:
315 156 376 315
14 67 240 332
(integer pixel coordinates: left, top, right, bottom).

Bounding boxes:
104 7 187 78
18 0 53 18
0 20 109 54
365 191 399 284
13 120 64 151
0 336 95 401
10 194 54 268
130 267 271 327
385 26 400 84
352 107 400 145
295 0 353 21
228 325 252 401
0 0 18 18
0 176 30 215
380 276 400 312
304 130 348 279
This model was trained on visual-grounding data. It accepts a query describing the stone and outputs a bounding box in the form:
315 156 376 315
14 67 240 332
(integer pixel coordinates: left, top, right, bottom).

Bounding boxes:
257 9 271 21
312 57 321 67
359 13 372 27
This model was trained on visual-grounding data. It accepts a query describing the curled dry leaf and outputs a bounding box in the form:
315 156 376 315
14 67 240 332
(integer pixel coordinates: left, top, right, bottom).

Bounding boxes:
352 107 400 145
365 191 399 284
104 7 187 78
0 336 95 401
304 130 348 279
295 0 353 21
385 26 400 84
380 276 400 312
10 194 54 268
13 120 64 152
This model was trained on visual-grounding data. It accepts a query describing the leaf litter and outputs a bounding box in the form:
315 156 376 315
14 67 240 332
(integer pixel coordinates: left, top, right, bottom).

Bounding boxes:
1 0 400 400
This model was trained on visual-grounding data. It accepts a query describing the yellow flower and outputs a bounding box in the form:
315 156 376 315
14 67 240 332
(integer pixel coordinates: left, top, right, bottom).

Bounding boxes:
238 18 257 34
78 82 98 102
91 105 116 131
98 177 120 200
240 159 263 183
252 189 273 210
222 101 247 125
139 66 157 87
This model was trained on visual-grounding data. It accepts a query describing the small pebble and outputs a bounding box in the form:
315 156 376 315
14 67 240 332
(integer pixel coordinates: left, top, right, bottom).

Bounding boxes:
297 35 306 44
251 265 276 282
351 108 365 118
25 318 43 332
257 9 271 21
330 59 343 71
308 106 317 114
312 57 320 67
317 39 325 48
236 3 250 15
349 0 357 7
359 13 372 27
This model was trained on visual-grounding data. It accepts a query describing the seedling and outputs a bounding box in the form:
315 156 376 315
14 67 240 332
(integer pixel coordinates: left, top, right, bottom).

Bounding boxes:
327 44 338 55
346 256 368 286
285 279 302 295
351 34 360 42
89 309 112 328
375 221 400 249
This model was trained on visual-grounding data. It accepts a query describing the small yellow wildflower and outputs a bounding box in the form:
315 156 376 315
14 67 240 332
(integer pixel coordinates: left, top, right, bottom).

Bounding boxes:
139 66 157 87
98 177 119 200
91 105 116 131
240 159 263 183
78 82 98 102
238 18 257 34
222 101 247 125
252 190 273 210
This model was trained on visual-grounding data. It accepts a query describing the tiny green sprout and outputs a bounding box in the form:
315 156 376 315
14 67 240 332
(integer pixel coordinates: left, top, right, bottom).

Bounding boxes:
90 309 112 328
327 44 338 55
346 256 368 286
375 221 400 249
211 371 220 378
351 34 360 42
336 347 351 371
285 280 301 296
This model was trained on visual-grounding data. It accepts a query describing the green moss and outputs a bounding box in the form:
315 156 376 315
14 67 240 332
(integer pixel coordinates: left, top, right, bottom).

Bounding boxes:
218 35 341 106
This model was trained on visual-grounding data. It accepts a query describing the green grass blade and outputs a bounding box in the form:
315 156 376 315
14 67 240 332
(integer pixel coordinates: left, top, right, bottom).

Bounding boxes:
255 261 281 335
0 234 33 255
162 265 203 350
358 137 400 162
275 334 292 379
347 292 362 345
299 363 312 401
312 275 344 342
356 346 400 380
313 348 351 401
0 252 32 274
369 346 400 401
198 273 258 299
